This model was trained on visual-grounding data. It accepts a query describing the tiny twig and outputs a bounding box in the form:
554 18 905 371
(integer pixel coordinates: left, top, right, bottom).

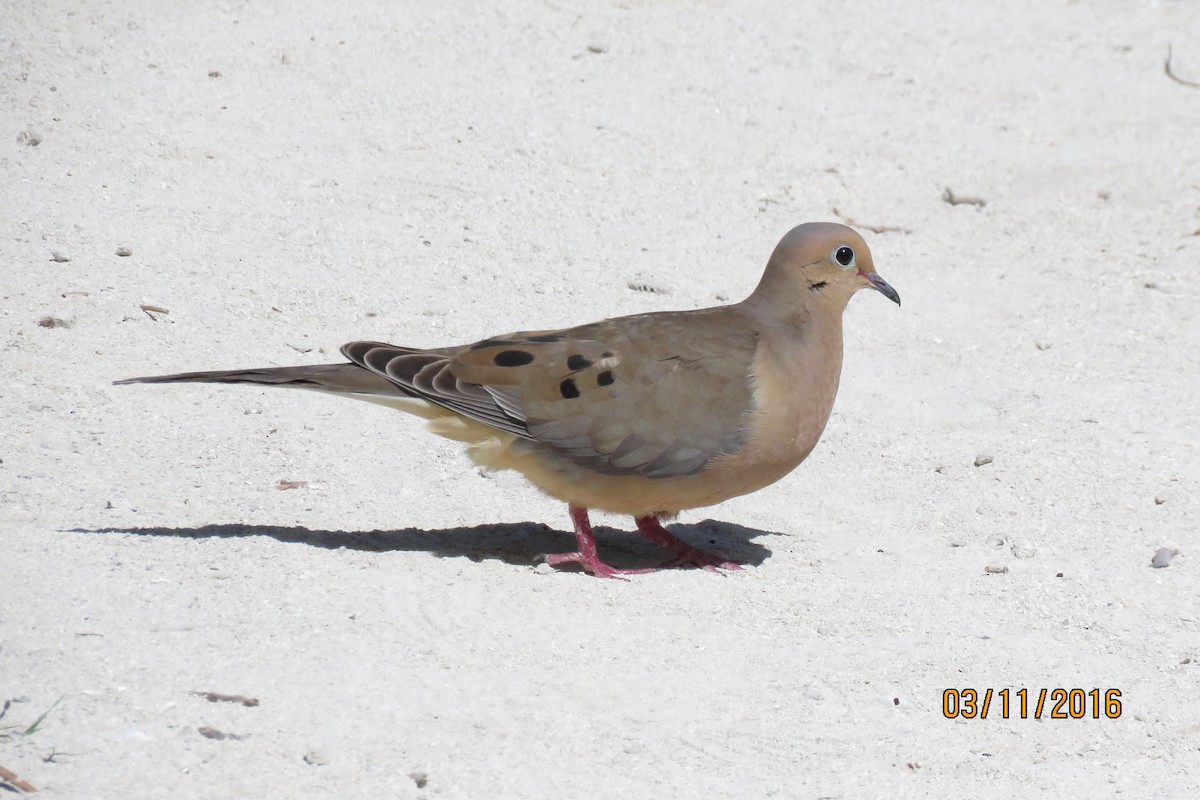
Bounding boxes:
1165 44 1200 88
831 208 912 234
942 187 987 207
139 304 170 321
0 765 37 793
192 691 260 707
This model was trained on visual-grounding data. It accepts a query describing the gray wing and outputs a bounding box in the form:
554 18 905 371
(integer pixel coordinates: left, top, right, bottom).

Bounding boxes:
343 307 759 478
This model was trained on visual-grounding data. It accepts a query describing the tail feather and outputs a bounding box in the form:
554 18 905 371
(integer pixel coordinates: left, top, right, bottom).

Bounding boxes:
114 363 402 396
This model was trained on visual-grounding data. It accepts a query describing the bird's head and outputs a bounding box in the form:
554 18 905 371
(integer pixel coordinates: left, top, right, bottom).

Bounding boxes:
748 222 900 315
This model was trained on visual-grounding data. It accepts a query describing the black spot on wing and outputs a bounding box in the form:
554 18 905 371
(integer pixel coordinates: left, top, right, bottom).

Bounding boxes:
559 378 580 399
493 349 535 367
597 370 615 387
566 354 592 371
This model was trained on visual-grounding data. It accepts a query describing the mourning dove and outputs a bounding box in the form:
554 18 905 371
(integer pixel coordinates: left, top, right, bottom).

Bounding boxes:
116 222 899 578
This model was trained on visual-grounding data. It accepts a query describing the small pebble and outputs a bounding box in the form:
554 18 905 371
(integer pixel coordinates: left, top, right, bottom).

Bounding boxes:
1151 547 1180 569
974 454 993 467
409 772 429 789
115 246 133 257
50 250 70 263
984 565 1009 574
303 750 330 766
17 128 42 146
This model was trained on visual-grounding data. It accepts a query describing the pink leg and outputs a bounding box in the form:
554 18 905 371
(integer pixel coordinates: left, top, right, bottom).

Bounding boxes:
541 506 657 579
634 515 743 572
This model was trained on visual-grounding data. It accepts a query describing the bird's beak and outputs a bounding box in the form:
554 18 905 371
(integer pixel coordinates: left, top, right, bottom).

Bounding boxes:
859 271 901 306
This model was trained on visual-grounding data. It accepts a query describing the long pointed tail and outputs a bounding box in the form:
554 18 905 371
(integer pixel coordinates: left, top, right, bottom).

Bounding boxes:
114 364 401 395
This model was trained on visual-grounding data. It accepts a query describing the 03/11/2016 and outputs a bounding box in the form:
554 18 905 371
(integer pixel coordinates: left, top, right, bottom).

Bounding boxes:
942 688 1123 720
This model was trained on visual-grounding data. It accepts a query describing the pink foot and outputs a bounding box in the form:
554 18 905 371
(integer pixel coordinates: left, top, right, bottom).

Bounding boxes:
541 550 656 580
539 506 656 579
635 515 744 573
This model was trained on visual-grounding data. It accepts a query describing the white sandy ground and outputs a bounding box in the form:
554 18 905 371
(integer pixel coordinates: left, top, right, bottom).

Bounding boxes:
1 0 1199 797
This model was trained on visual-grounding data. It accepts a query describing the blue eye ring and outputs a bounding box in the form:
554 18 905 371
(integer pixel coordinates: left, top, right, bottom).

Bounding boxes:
833 245 855 268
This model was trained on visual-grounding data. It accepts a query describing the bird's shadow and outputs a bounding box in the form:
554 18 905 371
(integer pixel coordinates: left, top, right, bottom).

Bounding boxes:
71 519 777 572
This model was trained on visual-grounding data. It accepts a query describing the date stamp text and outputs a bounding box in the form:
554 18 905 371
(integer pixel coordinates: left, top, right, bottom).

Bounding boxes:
942 688 1122 719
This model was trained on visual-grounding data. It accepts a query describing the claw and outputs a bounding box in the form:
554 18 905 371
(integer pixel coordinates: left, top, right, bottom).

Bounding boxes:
635 515 744 573
539 551 655 580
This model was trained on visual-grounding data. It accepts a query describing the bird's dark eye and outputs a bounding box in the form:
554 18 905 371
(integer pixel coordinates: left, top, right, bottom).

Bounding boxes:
833 246 855 268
